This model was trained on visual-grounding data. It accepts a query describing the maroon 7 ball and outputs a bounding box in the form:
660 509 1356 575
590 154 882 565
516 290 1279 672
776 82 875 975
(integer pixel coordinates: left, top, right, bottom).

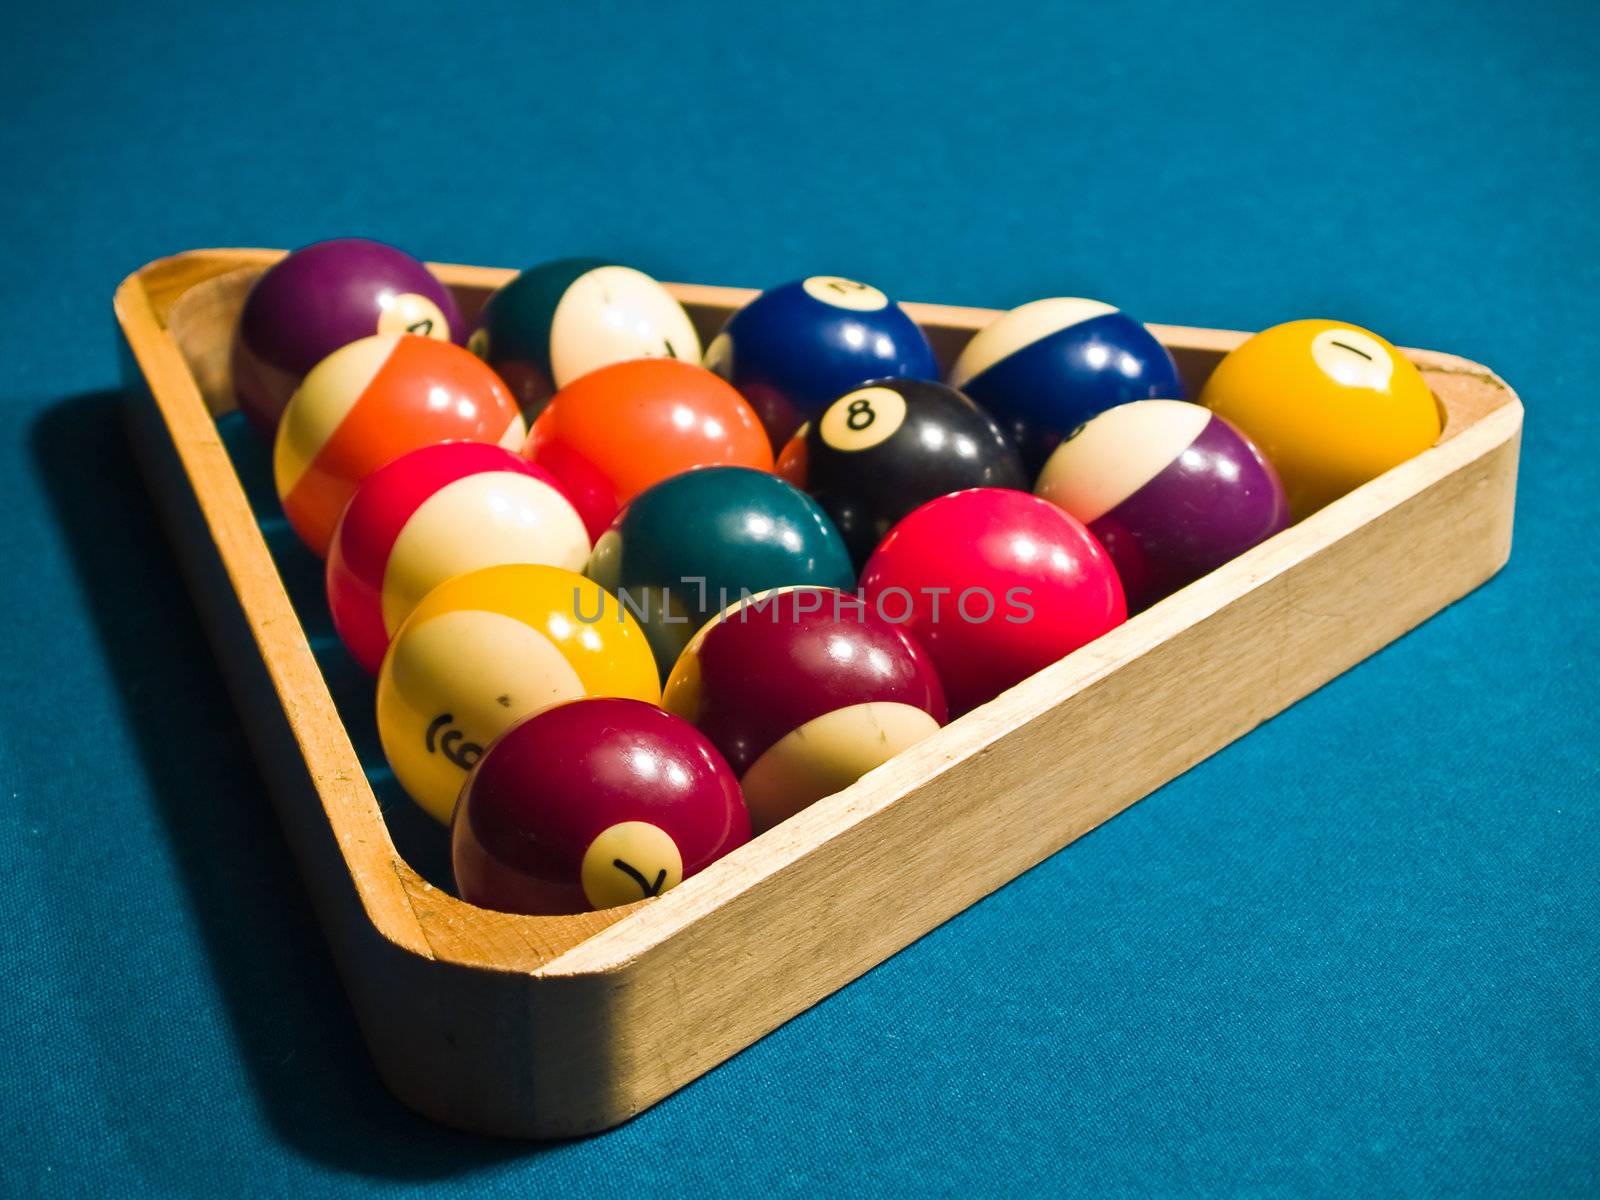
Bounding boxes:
663 588 947 832
452 698 751 915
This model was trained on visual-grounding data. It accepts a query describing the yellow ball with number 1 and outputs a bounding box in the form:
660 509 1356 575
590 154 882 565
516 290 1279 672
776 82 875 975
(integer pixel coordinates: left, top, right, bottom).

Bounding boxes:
1199 319 1442 520
375 563 660 823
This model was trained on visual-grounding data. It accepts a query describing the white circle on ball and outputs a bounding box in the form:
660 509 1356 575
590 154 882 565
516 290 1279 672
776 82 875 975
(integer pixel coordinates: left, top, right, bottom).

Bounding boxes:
801 276 889 311
581 821 684 909
548 265 702 389
1311 328 1395 390
948 297 1120 388
819 385 907 453
380 472 592 637
376 292 451 341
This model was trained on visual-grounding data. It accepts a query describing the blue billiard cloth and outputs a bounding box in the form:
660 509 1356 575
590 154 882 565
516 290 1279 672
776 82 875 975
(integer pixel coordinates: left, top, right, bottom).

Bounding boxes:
2 1 1596 1195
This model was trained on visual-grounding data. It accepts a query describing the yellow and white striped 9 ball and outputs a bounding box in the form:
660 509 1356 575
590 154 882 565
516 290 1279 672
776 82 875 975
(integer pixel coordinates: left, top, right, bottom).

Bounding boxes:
1199 319 1441 520
375 563 660 822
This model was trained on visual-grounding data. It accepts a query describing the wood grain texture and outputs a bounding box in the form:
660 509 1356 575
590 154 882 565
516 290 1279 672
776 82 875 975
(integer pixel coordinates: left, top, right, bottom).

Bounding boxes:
117 248 1522 1137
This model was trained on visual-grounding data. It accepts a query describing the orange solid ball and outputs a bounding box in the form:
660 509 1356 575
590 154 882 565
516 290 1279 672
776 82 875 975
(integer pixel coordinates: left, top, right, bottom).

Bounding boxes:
521 358 773 540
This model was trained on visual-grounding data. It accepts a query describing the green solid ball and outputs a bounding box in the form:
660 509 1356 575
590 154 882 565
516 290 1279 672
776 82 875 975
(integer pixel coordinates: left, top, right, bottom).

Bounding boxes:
587 467 856 675
469 257 702 417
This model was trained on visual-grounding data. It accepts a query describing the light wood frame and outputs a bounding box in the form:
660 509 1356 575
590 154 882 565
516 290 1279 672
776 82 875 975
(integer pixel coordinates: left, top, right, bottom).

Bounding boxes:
115 249 1522 1137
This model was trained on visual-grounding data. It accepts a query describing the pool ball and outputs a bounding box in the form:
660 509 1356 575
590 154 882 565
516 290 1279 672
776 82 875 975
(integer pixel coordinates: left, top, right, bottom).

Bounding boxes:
586 466 856 674
469 257 702 417
326 442 590 674
859 488 1126 715
663 587 946 832
453 698 750 915
704 275 939 445
776 378 1027 569
947 297 1183 470
1035 400 1289 612
522 357 772 540
376 563 659 823
274 333 525 557
1199 319 1442 519
231 238 462 436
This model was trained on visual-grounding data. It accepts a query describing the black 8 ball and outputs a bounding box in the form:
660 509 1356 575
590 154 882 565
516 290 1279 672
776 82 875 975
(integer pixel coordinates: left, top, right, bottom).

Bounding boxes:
777 378 1028 568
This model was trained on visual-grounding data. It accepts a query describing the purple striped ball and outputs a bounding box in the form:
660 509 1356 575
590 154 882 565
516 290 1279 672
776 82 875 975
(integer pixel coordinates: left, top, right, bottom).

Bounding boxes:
1035 399 1289 611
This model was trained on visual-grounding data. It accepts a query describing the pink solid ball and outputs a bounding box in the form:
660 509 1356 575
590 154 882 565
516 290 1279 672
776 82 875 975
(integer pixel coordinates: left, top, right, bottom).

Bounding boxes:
858 488 1126 714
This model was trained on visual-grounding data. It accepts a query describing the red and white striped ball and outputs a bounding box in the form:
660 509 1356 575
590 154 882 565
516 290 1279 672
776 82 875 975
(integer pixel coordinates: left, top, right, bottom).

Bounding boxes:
273 333 526 557
327 442 591 674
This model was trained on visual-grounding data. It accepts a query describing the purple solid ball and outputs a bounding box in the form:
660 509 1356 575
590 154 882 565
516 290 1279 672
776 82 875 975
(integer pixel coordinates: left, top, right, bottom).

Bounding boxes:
230 237 464 435
1035 399 1291 611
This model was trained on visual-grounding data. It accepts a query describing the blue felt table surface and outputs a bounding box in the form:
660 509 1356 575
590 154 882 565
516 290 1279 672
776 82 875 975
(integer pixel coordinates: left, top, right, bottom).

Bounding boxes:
2 0 1597 1195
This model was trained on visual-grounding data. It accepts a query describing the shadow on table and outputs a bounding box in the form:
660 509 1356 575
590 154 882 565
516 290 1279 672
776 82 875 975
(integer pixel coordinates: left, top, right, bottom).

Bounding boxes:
30 391 560 1178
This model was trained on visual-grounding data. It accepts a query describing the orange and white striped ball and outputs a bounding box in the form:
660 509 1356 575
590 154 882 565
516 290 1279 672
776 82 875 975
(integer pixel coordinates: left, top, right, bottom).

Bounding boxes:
326 442 590 674
273 333 526 556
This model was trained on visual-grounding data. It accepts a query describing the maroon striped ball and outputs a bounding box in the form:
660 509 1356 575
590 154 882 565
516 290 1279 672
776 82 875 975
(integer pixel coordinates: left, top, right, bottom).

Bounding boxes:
663 587 946 832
